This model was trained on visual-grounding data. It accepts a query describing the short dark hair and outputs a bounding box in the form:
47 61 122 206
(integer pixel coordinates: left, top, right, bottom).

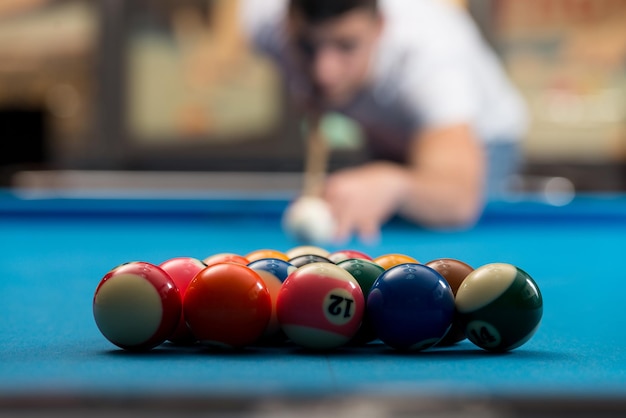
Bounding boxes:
288 0 379 24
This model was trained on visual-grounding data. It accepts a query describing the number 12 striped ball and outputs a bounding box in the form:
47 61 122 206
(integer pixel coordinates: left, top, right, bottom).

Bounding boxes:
276 262 365 350
455 263 543 352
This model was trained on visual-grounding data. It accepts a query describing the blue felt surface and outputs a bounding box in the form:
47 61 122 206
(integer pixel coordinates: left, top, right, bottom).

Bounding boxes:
2 190 626 400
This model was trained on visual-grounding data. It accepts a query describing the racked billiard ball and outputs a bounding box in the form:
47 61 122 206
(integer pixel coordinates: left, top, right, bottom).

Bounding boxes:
328 249 373 264
337 258 385 345
286 245 331 259
277 262 365 350
373 253 419 270
247 258 297 340
184 262 272 349
203 253 250 267
367 263 455 351
159 256 206 344
455 263 543 352
93 261 182 351
288 254 333 268
245 248 290 263
425 258 474 346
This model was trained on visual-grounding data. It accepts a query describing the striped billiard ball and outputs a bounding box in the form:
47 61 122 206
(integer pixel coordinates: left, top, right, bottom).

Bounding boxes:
455 263 543 352
93 261 182 351
277 262 365 350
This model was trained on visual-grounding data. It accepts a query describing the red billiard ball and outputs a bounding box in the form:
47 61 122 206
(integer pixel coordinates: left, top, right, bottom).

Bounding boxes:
159 256 207 344
93 261 182 351
328 249 373 264
367 263 455 351
247 258 297 340
277 262 365 350
455 263 543 352
184 262 272 349
203 253 250 267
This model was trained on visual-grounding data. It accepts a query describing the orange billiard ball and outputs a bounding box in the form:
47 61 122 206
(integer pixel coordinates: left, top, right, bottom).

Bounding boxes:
93 261 182 351
183 262 272 349
373 253 419 270
276 262 365 350
245 249 290 263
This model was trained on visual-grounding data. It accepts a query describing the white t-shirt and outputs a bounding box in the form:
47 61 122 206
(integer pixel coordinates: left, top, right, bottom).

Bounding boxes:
240 0 528 162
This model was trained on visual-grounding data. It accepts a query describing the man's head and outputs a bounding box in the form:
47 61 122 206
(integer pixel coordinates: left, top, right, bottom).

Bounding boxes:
287 0 383 107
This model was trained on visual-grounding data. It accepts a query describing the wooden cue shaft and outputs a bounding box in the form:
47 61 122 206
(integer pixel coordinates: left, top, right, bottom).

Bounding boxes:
302 113 329 197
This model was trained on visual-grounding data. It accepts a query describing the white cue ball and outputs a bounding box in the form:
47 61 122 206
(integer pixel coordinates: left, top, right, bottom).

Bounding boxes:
282 196 337 245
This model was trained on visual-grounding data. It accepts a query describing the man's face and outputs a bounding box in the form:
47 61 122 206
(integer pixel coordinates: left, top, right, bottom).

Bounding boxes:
288 8 383 107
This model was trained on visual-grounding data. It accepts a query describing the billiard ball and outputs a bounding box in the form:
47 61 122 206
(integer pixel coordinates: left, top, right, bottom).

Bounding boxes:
424 258 474 346
282 196 337 245
455 263 543 352
245 249 290 263
203 253 250 267
184 262 272 349
373 253 420 270
367 263 455 351
337 258 385 345
247 258 297 340
93 261 182 351
276 262 365 350
286 245 331 259
159 256 206 344
288 254 334 268
328 249 373 264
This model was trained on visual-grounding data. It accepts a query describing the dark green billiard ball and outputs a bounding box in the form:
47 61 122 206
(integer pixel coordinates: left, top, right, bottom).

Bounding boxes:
455 263 543 352
337 258 386 345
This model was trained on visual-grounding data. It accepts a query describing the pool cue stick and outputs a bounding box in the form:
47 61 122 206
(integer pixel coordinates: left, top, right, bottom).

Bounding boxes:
302 112 329 198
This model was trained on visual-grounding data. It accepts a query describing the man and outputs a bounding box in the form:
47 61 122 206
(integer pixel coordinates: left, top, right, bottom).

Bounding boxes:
240 0 528 243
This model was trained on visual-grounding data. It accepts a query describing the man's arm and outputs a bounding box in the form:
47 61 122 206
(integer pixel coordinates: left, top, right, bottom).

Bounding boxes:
400 122 486 227
324 123 486 243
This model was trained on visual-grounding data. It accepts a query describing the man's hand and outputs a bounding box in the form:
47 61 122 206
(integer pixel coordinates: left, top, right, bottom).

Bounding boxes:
324 161 411 244
323 123 486 244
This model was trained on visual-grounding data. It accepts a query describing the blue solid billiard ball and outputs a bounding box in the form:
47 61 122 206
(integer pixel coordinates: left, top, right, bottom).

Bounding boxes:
247 258 298 339
367 263 455 351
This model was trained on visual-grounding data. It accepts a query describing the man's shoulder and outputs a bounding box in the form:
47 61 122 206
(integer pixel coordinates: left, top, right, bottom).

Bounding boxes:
239 0 287 38
380 0 480 49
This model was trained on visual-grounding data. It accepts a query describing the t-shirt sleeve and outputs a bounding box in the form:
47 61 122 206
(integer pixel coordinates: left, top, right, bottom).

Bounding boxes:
238 0 287 56
404 56 479 130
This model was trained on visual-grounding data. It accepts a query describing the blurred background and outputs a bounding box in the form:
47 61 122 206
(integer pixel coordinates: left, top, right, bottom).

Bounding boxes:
0 0 625 193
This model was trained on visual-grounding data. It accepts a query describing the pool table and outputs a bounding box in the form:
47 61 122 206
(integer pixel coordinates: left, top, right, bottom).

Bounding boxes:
2 185 626 417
